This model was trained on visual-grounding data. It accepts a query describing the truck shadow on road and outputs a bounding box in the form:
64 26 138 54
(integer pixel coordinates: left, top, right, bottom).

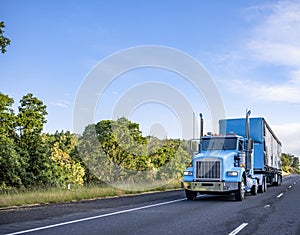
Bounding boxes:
192 194 238 202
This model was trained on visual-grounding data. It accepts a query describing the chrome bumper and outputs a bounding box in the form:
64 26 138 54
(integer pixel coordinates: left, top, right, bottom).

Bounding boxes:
182 181 239 192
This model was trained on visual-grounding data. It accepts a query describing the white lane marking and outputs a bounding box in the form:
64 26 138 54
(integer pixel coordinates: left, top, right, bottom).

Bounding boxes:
277 193 283 198
6 198 186 235
228 223 248 235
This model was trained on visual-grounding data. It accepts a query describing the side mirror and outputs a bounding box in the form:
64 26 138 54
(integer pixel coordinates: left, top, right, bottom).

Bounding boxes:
190 139 200 153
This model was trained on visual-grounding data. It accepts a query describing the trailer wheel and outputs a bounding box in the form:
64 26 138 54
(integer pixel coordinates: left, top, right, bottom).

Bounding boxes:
235 179 245 201
276 175 282 186
279 175 282 185
263 176 267 192
273 174 282 186
185 189 197 200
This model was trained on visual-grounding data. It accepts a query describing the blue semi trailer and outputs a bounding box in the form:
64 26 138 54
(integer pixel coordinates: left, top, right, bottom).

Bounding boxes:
182 111 282 201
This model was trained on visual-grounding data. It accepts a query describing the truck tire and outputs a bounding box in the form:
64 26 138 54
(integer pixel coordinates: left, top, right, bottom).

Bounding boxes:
258 184 263 193
185 189 197 200
274 174 282 186
278 175 282 186
263 176 267 192
258 176 267 193
235 179 245 201
251 185 257 195
273 174 282 186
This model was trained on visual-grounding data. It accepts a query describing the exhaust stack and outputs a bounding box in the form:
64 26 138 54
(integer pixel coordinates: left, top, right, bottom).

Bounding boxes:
246 110 251 142
200 113 203 139
245 109 252 172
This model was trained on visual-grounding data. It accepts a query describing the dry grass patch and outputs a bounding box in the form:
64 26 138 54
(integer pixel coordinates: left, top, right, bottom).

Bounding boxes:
0 180 182 208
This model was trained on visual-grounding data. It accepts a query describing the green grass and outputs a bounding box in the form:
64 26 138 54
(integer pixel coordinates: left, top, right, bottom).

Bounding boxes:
0 180 182 208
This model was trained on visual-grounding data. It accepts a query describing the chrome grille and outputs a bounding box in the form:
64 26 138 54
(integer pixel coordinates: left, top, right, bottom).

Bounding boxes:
195 159 222 179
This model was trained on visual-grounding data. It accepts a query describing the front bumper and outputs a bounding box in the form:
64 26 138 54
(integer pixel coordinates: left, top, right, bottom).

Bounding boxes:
182 181 239 192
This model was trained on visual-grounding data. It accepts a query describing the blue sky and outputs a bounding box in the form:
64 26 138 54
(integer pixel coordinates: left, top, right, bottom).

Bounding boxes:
1 0 300 156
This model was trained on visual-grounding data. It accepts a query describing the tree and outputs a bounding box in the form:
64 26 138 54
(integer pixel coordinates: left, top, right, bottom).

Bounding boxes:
78 124 105 184
15 93 49 185
150 138 191 181
95 117 148 181
0 93 26 188
16 93 47 137
77 118 150 185
0 93 15 137
291 156 299 169
282 153 300 174
45 132 85 188
0 137 26 188
0 21 11 54
281 153 292 168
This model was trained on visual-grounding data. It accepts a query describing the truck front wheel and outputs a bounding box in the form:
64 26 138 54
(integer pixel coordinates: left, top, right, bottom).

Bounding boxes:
235 179 245 201
185 189 197 200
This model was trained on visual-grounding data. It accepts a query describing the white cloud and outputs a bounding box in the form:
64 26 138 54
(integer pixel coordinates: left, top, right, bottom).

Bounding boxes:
247 41 300 67
272 123 300 156
228 73 300 103
246 1 300 66
52 100 70 108
222 1 300 104
212 1 300 156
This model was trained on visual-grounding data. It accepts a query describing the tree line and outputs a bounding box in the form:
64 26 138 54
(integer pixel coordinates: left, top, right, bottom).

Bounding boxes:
282 153 300 174
0 92 191 190
1 92 299 191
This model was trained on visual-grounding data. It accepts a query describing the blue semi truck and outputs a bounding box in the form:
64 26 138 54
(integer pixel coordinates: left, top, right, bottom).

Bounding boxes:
182 111 282 201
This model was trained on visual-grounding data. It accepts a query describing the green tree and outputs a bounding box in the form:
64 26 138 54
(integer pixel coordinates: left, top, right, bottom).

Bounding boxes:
78 118 194 186
16 93 47 137
282 153 300 174
0 93 15 137
95 117 148 181
44 131 85 187
15 93 49 185
78 124 105 184
0 93 26 188
0 137 27 188
291 156 299 169
151 139 191 180
281 153 292 168
0 21 11 54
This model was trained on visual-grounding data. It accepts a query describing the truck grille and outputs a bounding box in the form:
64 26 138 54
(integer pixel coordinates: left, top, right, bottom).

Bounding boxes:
195 159 222 180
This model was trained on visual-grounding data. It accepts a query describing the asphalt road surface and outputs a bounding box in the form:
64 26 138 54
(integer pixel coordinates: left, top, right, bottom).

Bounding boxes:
1 175 300 235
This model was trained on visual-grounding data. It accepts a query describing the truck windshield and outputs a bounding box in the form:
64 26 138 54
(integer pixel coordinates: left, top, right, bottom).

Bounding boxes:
202 137 237 151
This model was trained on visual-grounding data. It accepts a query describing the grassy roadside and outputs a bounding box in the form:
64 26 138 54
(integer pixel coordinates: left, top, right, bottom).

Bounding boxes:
2 171 297 209
0 180 182 208
282 166 300 175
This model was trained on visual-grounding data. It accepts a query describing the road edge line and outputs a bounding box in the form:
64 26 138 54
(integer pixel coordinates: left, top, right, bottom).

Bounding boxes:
6 198 186 235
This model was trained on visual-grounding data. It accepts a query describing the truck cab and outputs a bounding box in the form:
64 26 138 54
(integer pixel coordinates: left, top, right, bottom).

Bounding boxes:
182 133 254 201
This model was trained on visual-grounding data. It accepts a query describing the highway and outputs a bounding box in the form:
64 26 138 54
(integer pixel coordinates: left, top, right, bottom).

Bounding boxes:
1 174 299 235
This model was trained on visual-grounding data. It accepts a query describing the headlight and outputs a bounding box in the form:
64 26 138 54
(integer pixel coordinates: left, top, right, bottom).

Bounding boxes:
184 171 193 176
227 171 238 177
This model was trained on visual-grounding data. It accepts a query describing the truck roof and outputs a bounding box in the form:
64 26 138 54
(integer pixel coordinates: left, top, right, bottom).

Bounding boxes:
219 117 281 146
